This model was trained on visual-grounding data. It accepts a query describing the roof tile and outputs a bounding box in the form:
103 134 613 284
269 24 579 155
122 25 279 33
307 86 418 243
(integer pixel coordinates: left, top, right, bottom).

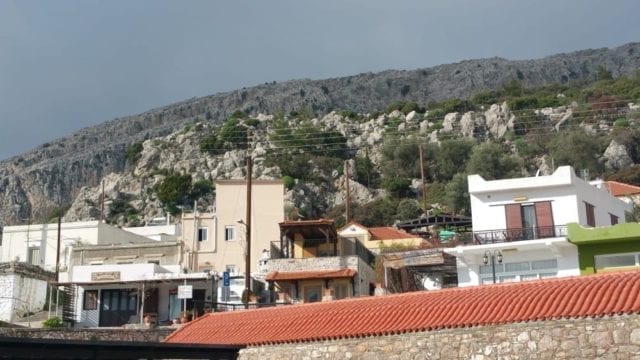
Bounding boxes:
369 227 417 240
164 270 640 346
605 181 640 197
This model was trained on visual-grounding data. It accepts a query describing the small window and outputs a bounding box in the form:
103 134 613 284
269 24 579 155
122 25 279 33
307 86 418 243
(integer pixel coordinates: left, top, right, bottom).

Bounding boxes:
595 254 637 271
224 226 235 241
198 227 208 242
585 202 596 227
479 264 504 274
531 259 558 270
333 284 349 300
148 260 160 265
83 290 98 310
505 262 530 272
225 265 237 275
610 213 619 225
28 247 40 266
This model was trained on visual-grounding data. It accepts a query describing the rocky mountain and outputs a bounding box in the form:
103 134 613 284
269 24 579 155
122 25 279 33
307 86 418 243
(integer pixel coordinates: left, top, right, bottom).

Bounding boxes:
1 42 640 225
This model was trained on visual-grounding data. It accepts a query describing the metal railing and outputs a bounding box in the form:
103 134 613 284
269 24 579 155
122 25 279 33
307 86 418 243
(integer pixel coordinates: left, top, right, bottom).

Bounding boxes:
269 239 375 266
472 225 567 244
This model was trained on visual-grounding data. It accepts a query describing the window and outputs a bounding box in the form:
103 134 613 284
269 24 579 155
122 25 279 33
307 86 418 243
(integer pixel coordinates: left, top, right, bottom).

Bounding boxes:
504 201 554 241
595 253 638 272
224 226 235 241
505 262 530 272
585 202 596 227
148 260 160 265
83 290 98 310
28 247 40 266
333 283 350 300
610 213 619 225
532 259 557 270
225 265 237 275
198 227 208 242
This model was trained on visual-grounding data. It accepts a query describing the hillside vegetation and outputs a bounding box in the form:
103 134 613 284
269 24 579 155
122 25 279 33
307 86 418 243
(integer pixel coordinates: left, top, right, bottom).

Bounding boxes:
59 70 640 227
2 42 640 225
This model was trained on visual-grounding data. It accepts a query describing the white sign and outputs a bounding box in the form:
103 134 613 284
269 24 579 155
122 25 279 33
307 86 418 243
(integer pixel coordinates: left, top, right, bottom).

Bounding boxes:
177 285 193 299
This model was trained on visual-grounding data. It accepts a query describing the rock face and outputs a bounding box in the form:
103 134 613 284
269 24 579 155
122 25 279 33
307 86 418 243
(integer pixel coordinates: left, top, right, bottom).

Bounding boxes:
604 140 634 171
2 42 640 224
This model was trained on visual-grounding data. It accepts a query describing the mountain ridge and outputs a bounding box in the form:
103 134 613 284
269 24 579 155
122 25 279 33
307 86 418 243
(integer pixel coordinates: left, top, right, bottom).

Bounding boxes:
1 42 639 224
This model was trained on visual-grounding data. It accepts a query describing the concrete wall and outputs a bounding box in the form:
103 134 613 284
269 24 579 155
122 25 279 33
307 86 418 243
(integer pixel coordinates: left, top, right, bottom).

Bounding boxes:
240 314 640 359
468 166 632 233
213 180 284 275
0 327 173 342
0 273 48 323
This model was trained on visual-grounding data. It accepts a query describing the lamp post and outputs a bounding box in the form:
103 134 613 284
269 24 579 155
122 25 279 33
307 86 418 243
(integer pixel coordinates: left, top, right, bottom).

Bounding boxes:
483 250 503 284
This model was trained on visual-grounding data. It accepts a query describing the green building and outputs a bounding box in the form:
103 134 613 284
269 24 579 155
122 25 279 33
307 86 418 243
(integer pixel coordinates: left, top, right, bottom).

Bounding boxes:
567 222 640 275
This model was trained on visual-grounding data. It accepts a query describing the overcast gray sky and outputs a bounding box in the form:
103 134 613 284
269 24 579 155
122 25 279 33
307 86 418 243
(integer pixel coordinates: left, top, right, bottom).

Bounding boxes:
1 0 639 161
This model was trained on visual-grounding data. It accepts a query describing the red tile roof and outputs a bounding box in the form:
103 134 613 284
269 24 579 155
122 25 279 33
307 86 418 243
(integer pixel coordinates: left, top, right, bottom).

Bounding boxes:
164 270 640 346
369 227 417 240
266 269 356 281
605 181 640 197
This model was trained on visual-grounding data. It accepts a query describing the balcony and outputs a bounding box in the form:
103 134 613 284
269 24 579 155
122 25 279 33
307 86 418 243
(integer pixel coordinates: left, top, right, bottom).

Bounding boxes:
472 225 568 245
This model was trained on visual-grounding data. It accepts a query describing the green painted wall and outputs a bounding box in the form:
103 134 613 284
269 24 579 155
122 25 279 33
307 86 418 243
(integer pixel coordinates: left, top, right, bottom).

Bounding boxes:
567 223 640 275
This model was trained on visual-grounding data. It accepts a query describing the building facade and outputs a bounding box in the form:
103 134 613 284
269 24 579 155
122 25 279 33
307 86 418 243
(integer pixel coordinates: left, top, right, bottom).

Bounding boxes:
445 166 633 286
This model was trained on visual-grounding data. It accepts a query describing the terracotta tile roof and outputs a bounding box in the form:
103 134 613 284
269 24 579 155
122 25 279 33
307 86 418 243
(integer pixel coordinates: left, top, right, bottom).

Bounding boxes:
369 227 417 240
265 269 356 281
604 181 640 197
164 270 640 346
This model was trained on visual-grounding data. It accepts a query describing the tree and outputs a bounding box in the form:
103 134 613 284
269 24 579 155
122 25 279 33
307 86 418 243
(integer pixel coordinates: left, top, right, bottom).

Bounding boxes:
548 130 605 177
396 199 423 220
125 142 144 165
444 173 470 215
155 173 193 214
433 139 475 181
355 154 381 188
466 142 521 180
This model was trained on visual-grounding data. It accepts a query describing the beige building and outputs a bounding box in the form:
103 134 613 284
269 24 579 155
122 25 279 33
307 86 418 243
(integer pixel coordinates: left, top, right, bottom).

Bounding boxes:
338 222 427 254
182 179 285 277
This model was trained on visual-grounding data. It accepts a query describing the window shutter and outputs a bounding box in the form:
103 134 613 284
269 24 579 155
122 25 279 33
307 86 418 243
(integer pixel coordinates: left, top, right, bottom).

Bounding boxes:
505 204 522 241
534 201 554 238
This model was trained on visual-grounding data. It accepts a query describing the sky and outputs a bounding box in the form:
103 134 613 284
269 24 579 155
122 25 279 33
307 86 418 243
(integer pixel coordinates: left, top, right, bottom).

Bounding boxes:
1 0 639 161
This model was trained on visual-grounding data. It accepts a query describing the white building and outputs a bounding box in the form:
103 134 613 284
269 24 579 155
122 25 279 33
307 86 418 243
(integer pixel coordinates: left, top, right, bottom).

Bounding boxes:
445 166 633 287
0 220 164 283
0 262 53 324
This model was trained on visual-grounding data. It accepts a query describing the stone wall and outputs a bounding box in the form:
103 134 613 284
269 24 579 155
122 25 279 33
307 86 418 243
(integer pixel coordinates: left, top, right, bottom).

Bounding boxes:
269 255 360 273
240 314 640 359
0 327 174 342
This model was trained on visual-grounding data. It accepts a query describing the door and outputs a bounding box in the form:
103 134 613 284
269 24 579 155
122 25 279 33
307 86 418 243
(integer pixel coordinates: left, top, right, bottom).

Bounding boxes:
99 289 137 327
187 289 206 317
521 205 537 240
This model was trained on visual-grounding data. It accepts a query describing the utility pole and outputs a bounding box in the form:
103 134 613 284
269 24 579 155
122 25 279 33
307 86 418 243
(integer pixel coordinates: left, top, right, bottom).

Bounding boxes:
100 180 105 223
345 160 351 223
244 130 253 308
419 144 428 215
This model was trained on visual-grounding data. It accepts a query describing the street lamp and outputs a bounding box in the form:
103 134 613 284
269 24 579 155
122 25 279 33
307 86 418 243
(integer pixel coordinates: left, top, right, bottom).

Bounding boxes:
204 269 219 312
483 250 503 284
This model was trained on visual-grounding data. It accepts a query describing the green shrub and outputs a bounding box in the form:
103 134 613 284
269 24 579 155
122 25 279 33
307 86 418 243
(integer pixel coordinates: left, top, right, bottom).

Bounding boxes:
614 118 630 128
42 316 64 328
283 175 295 190
125 142 144 165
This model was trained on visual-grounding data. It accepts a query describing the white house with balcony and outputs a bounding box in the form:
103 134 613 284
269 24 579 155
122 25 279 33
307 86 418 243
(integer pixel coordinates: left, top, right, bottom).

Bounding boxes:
444 166 633 287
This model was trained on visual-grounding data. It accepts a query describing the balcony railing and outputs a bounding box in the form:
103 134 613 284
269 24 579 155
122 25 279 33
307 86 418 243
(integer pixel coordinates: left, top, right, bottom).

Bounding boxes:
472 225 567 244
270 239 376 266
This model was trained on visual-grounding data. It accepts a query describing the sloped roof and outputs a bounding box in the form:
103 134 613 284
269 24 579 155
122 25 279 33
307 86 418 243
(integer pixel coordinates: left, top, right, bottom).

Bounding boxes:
369 227 418 240
605 181 640 197
164 270 640 346
265 269 356 281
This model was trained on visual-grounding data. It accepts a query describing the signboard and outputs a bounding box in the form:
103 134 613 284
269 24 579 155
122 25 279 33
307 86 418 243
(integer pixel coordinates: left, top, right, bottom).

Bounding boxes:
223 271 230 286
177 285 193 299
91 271 121 282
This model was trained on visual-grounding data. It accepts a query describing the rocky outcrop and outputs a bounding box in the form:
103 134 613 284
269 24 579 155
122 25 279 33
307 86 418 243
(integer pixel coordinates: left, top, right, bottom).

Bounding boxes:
2 42 640 224
604 140 634 171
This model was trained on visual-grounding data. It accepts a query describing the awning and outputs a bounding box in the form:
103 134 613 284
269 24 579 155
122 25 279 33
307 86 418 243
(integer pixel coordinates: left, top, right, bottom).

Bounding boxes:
266 269 356 281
